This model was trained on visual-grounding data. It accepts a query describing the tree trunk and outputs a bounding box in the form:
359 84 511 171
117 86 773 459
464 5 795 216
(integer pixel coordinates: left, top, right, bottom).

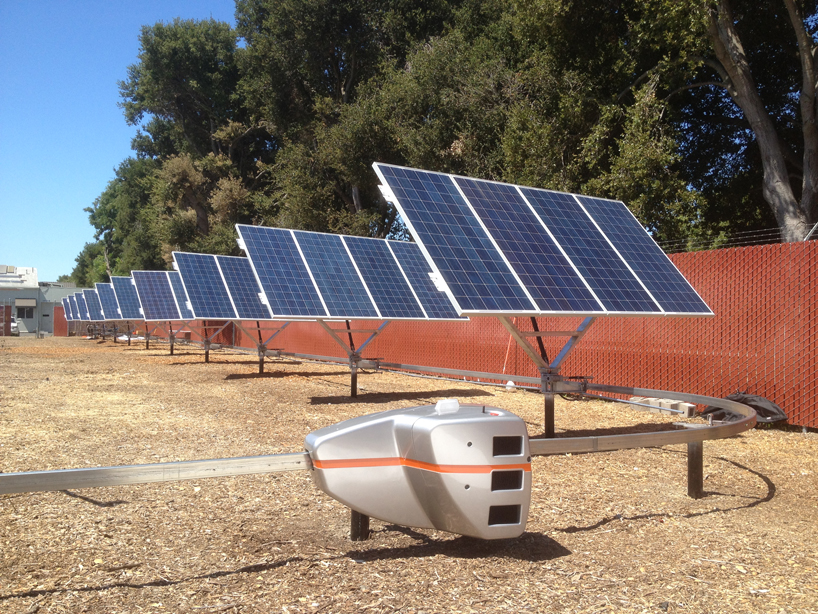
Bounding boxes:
707 0 810 241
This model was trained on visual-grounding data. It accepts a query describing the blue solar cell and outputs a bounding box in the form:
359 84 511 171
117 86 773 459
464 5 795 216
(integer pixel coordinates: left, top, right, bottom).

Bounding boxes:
215 256 272 320
375 164 534 313
453 177 603 313
576 196 713 314
95 283 121 320
62 298 72 321
111 276 143 320
132 271 181 321
168 272 195 320
83 290 105 321
519 187 661 313
74 292 90 321
237 225 327 317
68 295 80 320
173 252 237 320
342 236 425 318
294 232 378 318
387 241 466 320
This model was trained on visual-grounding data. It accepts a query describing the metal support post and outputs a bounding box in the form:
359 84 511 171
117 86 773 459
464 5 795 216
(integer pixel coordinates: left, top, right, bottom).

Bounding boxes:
687 441 704 499
204 339 210 363
350 509 370 541
258 344 266 374
540 368 558 439
350 358 359 398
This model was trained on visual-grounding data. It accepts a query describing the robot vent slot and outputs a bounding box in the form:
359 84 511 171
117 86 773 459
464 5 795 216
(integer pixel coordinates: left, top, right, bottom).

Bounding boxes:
488 505 521 526
491 470 523 491
493 436 522 456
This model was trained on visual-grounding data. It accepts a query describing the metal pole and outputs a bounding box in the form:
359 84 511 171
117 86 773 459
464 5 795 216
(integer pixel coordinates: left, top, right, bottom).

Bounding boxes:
687 441 704 499
541 370 556 439
350 509 370 541
350 360 358 398
204 339 210 363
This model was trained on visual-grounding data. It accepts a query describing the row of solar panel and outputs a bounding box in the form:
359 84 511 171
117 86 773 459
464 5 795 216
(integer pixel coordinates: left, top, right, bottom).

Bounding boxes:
62 272 188 323
63 164 711 323
62 235 462 323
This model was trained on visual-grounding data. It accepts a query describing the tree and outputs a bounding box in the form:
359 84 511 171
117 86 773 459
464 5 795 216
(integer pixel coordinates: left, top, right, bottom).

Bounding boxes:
703 0 818 241
119 18 243 158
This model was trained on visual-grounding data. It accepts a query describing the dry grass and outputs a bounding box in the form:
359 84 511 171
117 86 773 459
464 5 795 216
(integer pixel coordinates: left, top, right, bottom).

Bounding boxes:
0 336 816 613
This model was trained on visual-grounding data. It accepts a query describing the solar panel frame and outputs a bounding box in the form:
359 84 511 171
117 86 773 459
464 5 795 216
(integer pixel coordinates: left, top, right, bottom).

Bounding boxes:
83 290 105 321
95 283 121 320
238 224 467 321
131 271 182 322
110 276 144 320
293 231 379 319
575 195 713 315
236 225 328 318
452 176 606 314
215 255 274 320
68 295 80 320
168 272 195 320
62 297 73 321
373 164 537 315
385 240 467 320
374 162 711 318
173 252 238 320
342 236 427 319
518 187 662 314
74 292 90 321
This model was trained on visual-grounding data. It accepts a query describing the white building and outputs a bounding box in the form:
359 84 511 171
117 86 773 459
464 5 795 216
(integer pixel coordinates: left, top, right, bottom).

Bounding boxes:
0 266 86 335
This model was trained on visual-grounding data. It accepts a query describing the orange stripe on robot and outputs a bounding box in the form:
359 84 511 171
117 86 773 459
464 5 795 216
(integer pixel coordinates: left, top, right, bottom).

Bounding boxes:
312 457 531 473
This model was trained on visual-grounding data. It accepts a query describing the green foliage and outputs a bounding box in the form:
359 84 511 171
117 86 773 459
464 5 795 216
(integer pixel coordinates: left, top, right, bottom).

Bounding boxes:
78 0 817 272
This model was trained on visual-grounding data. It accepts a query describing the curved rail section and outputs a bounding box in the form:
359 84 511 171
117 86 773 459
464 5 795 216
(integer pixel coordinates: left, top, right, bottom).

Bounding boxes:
529 385 756 456
529 385 757 499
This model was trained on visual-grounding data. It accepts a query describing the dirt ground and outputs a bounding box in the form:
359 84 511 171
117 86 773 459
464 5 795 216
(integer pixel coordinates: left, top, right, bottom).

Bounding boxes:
0 336 816 614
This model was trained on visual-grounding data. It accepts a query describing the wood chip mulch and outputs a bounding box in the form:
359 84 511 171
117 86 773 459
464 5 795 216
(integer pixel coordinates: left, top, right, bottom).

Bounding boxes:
0 336 816 613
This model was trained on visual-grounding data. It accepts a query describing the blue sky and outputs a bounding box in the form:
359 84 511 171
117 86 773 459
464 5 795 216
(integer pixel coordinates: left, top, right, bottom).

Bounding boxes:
0 0 237 281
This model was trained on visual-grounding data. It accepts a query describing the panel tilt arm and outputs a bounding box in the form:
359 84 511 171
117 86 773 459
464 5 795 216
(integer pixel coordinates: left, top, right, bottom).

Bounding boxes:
497 316 596 437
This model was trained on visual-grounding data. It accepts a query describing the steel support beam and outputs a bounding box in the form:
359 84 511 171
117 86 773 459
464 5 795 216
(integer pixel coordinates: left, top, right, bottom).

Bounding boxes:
0 453 311 495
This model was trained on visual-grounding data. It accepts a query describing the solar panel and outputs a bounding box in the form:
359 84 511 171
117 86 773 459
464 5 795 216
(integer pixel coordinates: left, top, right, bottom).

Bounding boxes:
173 252 237 320
95 283 121 320
68 295 80 320
576 195 712 314
374 163 711 317
132 271 181 321
373 165 534 313
74 292 90 321
294 231 379 318
453 177 603 313
111 276 143 320
62 298 73 321
83 290 105 321
215 255 272 320
238 224 466 320
236 225 327 317
386 241 466 320
519 188 660 313
168 272 195 320
343 236 425 319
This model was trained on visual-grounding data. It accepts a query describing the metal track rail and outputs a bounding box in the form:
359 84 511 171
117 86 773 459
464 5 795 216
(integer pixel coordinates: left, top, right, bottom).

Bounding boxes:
0 452 311 495
529 385 756 455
